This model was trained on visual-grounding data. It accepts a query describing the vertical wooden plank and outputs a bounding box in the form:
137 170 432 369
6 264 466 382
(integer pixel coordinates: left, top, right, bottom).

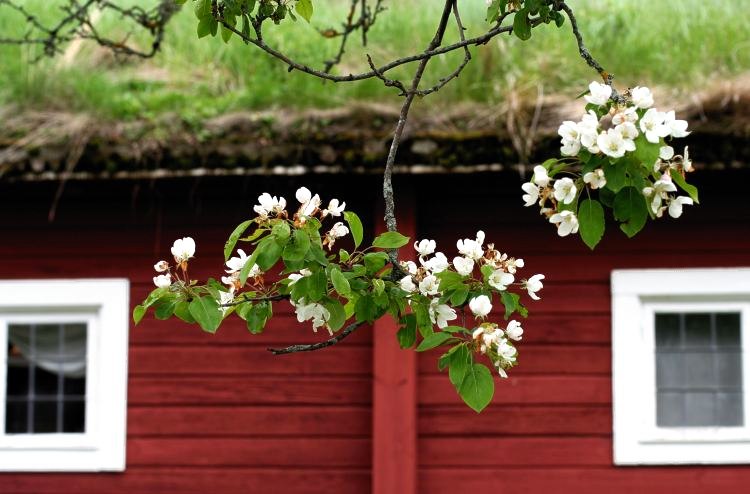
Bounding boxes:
372 191 417 494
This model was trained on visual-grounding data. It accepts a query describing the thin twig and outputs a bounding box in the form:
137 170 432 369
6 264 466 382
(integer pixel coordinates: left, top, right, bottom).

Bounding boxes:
268 321 365 354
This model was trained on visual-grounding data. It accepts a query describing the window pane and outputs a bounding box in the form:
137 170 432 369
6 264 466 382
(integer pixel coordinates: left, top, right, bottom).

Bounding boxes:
684 392 716 426
654 311 744 428
657 392 684 427
716 392 744 426
684 314 712 347
655 314 681 347
716 313 741 347
5 323 87 434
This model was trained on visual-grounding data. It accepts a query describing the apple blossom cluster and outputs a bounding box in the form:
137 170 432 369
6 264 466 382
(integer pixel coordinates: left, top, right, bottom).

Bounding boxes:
400 231 544 378
136 190 546 412
521 82 699 248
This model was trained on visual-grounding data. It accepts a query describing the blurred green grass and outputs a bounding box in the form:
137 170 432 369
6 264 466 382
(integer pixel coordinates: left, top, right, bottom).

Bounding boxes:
1 0 748 121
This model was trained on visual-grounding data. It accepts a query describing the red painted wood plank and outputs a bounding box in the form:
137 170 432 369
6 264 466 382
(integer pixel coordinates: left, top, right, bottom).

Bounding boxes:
372 196 418 494
418 467 750 494
419 437 612 466
418 405 611 436
126 438 370 467
129 345 372 376
128 376 372 405
0 467 370 494
127 406 370 437
418 345 610 376
419 375 611 406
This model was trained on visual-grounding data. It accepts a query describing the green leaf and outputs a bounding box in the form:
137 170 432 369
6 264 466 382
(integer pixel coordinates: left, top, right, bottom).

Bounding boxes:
500 291 520 319
613 186 648 238
197 16 214 38
132 304 146 324
188 296 222 333
437 271 465 292
449 344 472 388
372 231 410 249
413 301 433 338
512 8 532 40
174 301 195 323
246 301 272 334
322 298 346 332
604 160 628 193
633 134 660 168
330 268 351 297
272 221 291 241
256 236 285 271
343 211 363 249
458 363 495 412
577 199 606 250
355 294 379 323
155 298 179 320
372 278 385 296
417 332 453 352
283 228 311 262
294 0 313 22
364 252 389 275
670 169 700 203
224 220 253 261
599 187 615 208
397 315 417 349
450 286 469 306
194 0 211 19
221 14 236 43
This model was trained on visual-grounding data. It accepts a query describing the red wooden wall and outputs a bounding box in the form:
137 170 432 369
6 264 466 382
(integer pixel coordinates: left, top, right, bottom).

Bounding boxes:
0 170 749 493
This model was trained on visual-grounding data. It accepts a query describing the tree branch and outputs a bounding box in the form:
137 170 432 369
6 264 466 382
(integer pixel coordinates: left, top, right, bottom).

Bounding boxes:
268 321 365 354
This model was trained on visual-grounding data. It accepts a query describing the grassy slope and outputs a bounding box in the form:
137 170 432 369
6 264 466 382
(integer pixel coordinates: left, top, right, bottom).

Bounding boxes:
0 0 748 122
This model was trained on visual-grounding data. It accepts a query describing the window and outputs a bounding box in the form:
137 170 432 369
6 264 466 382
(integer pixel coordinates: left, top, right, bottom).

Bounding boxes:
612 268 750 465
0 279 129 471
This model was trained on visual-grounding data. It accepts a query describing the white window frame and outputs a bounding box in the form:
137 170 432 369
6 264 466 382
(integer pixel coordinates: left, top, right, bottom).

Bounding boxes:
612 268 750 465
0 279 129 472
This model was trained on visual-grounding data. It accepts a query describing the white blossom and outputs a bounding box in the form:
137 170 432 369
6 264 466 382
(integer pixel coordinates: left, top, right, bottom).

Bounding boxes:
218 290 234 315
171 237 196 264
457 231 485 260
583 169 607 189
324 222 349 248
505 258 524 274
597 127 635 158
399 275 417 293
295 187 321 217
254 193 287 218
225 249 249 273
639 108 670 143
615 121 639 141
414 239 437 257
505 320 524 341
400 260 418 275
469 295 492 318
321 198 346 218
154 260 169 273
659 145 674 161
663 110 690 138
643 175 677 214
630 86 654 109
429 299 457 329
418 275 440 296
553 177 577 204
292 299 331 334
532 165 550 187
558 120 580 142
524 274 545 300
521 182 539 207
153 274 172 288
488 270 514 291
422 252 450 273
668 196 694 218
453 256 475 276
682 147 693 173
549 210 579 237
612 106 638 125
584 81 612 106
561 139 581 157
